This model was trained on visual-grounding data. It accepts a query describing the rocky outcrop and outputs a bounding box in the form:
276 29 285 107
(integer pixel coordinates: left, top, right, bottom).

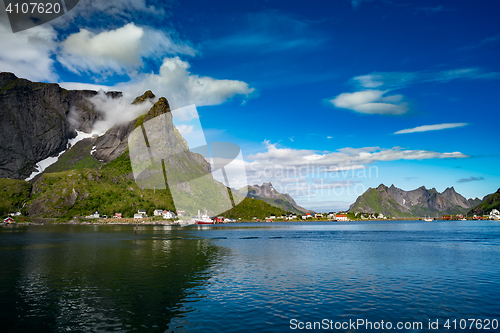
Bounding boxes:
92 96 170 163
239 182 311 214
0 72 121 179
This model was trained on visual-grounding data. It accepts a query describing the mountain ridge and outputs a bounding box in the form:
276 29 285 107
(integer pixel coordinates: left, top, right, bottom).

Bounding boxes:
349 184 482 218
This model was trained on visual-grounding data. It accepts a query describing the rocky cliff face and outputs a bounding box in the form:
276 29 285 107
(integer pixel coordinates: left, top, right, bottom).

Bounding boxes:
350 184 481 217
0 72 121 179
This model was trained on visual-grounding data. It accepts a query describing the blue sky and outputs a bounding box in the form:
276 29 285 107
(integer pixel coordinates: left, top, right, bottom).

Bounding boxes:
1 0 499 211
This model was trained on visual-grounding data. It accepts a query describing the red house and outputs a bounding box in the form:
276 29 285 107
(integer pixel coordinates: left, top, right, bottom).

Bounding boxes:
114 213 122 218
213 216 225 223
3 217 14 224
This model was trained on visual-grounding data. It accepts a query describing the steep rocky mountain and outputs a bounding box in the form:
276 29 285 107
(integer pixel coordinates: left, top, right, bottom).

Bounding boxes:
467 188 500 216
0 72 121 179
0 82 291 220
349 184 481 218
237 182 311 214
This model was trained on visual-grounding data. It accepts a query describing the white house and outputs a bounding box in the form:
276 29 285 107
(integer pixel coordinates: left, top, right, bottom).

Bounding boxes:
490 209 500 220
138 209 147 217
162 210 176 219
86 211 100 219
153 209 164 216
377 213 385 219
134 213 144 219
335 214 348 221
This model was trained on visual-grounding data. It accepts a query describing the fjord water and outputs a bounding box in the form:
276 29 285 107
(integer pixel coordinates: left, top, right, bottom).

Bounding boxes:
1 221 499 332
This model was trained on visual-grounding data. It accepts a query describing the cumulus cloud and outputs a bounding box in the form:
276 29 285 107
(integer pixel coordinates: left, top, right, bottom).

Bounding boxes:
58 23 195 76
59 57 254 133
0 19 57 82
457 177 485 183
116 57 255 109
246 141 467 183
328 90 409 115
395 123 468 134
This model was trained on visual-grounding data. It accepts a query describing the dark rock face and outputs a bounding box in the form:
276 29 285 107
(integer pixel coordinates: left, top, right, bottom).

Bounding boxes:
92 121 136 162
0 72 121 179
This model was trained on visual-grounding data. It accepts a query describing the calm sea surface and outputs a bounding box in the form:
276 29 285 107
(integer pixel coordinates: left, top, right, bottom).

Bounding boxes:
1 221 500 332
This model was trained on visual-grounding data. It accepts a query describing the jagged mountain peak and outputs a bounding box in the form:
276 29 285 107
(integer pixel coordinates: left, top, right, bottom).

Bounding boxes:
350 183 479 217
132 90 156 105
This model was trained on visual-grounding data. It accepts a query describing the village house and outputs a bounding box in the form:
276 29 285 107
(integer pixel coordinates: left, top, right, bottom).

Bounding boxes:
162 210 176 219
137 209 147 217
134 213 144 219
153 209 164 216
4 217 15 224
177 211 185 217
327 212 336 219
86 211 100 219
335 214 348 222
114 213 122 218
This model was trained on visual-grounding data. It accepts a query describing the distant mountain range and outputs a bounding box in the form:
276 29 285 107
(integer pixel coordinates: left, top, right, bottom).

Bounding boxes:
237 182 312 215
349 184 484 218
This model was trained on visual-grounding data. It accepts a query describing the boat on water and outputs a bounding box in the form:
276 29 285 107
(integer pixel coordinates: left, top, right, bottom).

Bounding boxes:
195 210 214 225
424 217 433 222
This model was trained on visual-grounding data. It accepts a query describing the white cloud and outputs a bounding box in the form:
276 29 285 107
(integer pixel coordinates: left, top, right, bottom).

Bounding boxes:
352 68 499 90
0 19 57 82
58 23 195 76
328 90 409 115
59 57 254 133
117 57 255 109
86 90 155 135
176 124 194 136
246 141 467 183
395 123 468 134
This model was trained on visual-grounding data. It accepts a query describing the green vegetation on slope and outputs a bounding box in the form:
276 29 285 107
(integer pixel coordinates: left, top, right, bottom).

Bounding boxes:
44 138 103 173
222 197 290 221
24 150 289 221
0 178 31 216
467 188 500 216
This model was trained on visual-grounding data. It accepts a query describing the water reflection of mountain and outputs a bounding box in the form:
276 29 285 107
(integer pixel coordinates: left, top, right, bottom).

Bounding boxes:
0 225 224 332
